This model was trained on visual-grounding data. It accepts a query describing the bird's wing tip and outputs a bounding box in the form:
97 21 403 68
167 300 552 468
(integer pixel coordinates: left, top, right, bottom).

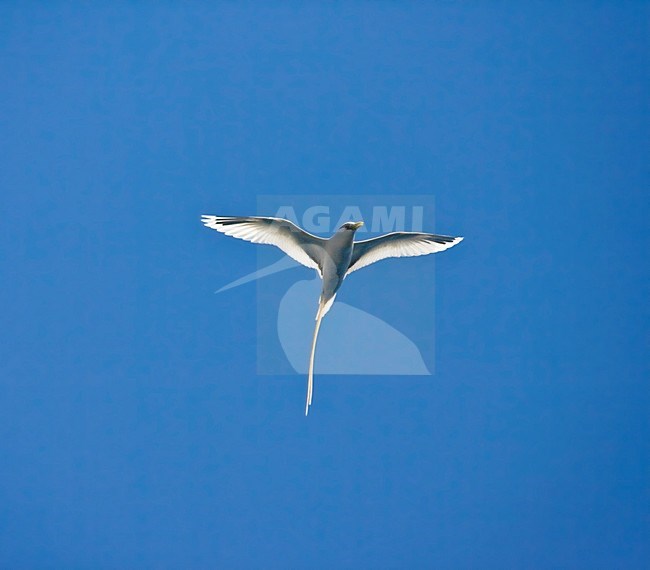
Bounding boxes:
201 215 221 229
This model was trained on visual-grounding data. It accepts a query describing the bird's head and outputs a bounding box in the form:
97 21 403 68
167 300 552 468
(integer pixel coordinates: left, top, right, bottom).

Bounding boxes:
340 221 364 232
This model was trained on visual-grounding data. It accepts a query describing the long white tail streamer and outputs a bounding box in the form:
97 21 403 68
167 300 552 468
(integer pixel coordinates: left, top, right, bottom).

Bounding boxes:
305 294 335 415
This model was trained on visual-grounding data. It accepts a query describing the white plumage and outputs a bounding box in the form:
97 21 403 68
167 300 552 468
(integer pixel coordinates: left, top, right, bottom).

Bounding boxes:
201 214 463 415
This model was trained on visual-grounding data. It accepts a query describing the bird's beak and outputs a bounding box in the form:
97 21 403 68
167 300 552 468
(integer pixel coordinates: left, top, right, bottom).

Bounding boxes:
352 221 364 230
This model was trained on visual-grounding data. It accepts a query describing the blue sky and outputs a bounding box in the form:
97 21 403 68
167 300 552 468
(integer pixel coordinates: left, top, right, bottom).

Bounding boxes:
1 3 648 568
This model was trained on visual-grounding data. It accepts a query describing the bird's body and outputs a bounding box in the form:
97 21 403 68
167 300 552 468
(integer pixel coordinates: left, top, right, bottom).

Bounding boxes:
201 214 463 415
320 223 358 305
306 222 361 412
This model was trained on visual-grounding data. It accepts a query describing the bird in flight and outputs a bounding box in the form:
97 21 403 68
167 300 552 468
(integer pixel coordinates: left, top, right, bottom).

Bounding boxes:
201 214 463 415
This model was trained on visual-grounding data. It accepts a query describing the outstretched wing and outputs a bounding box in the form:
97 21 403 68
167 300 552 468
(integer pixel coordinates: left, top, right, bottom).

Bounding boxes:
201 215 326 274
347 232 463 275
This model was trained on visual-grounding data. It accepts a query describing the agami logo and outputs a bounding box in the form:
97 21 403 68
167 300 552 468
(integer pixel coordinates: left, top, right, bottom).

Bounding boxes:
272 205 425 234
